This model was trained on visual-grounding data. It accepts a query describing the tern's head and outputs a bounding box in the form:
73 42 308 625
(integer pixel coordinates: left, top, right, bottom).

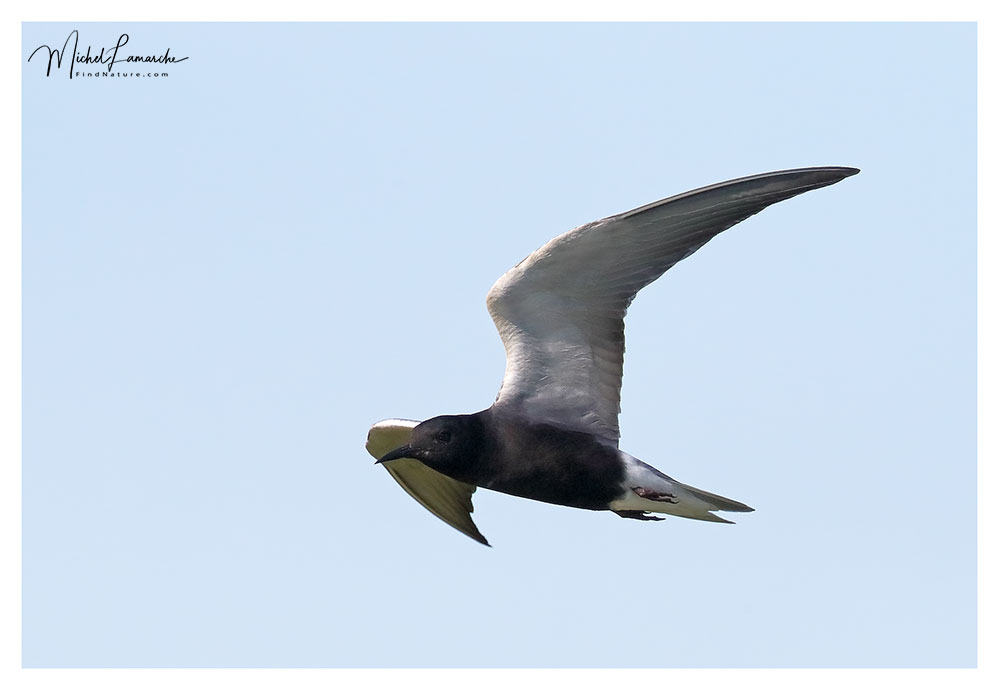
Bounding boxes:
374 414 484 474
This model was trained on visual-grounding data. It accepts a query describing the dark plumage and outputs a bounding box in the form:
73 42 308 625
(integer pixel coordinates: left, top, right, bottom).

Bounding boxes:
378 409 626 510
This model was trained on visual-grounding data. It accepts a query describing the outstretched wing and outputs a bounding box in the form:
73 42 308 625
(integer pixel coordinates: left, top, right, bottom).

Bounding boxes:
365 419 489 546
486 167 859 444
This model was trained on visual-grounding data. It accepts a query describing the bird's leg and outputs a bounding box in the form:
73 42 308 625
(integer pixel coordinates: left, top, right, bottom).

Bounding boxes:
631 487 679 504
613 510 665 521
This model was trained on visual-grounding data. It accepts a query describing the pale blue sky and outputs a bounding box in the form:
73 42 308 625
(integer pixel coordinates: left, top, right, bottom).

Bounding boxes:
22 22 976 667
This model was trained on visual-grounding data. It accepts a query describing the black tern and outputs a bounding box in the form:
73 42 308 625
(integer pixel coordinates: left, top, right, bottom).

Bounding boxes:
367 166 859 546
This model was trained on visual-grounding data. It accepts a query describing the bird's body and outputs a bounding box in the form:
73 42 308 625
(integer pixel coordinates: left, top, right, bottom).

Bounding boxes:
367 167 859 545
422 410 626 510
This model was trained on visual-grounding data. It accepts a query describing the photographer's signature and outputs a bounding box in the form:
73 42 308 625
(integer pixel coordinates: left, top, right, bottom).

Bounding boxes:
28 30 188 79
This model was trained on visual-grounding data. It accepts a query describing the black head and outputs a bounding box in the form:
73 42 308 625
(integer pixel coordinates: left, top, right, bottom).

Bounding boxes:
375 414 485 476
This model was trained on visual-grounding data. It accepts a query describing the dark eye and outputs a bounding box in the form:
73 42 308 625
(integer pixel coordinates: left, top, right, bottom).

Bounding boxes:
435 430 452 444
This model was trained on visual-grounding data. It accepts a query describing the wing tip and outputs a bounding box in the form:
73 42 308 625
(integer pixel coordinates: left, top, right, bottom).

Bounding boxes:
749 165 860 189
811 165 860 183
455 524 491 546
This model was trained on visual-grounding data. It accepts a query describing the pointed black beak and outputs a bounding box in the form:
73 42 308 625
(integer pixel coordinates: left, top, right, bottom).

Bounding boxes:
375 444 416 464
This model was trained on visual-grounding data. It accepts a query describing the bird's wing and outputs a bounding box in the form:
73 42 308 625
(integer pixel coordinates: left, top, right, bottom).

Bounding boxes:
365 419 489 546
487 167 859 444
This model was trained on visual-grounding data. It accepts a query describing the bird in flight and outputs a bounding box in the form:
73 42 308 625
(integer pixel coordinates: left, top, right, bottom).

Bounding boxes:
366 167 859 546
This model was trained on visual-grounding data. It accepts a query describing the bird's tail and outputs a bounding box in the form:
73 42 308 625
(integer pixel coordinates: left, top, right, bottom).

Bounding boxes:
670 480 755 523
613 456 755 523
